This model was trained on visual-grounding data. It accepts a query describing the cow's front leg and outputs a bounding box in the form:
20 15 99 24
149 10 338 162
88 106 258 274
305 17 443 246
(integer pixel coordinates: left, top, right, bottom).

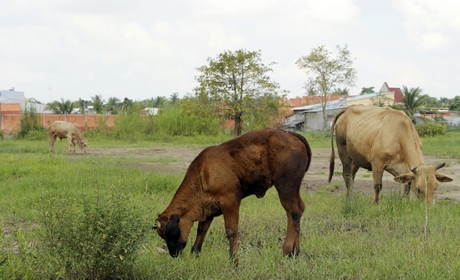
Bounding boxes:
191 216 214 254
222 200 241 264
372 168 384 204
49 135 57 153
403 181 411 200
67 137 74 154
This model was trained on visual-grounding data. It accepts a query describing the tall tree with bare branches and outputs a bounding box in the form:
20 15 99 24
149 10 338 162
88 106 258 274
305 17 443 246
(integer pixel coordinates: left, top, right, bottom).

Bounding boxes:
296 45 357 132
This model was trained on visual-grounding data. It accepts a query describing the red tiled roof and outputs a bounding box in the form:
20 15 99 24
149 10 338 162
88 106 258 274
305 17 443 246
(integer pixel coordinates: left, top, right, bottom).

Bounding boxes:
288 95 344 107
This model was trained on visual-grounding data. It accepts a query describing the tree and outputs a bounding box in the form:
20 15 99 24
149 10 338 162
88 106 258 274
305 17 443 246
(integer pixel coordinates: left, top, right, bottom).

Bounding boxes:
106 97 120 114
449 96 460 111
400 85 430 122
170 93 180 106
121 97 134 114
360 87 375 95
91 94 105 114
74 98 90 114
333 87 349 96
439 97 452 108
424 96 438 111
46 98 74 114
296 45 357 132
194 49 282 136
153 96 167 108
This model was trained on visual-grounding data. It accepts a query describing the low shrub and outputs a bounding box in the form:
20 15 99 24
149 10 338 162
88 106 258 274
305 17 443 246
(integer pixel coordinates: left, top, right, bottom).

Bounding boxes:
22 130 47 141
30 188 150 279
415 122 447 137
14 106 46 139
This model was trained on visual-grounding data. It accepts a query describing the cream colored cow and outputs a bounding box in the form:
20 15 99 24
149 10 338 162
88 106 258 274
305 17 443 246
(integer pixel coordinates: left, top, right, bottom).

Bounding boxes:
329 105 452 204
48 121 87 154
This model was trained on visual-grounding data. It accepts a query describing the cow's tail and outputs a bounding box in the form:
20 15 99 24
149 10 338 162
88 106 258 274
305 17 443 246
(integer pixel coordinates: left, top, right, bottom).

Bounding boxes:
328 108 347 183
288 131 312 173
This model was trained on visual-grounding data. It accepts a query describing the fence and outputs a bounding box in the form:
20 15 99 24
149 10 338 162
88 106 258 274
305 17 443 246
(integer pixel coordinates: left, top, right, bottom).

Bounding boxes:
0 113 117 134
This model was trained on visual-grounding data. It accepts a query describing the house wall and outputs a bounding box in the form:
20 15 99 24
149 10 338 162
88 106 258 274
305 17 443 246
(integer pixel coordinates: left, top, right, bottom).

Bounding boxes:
303 108 343 131
1 114 116 134
344 92 394 106
0 90 24 100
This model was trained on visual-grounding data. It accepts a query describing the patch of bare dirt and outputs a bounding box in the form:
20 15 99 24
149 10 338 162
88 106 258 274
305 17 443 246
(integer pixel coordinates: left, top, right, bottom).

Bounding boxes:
84 146 460 202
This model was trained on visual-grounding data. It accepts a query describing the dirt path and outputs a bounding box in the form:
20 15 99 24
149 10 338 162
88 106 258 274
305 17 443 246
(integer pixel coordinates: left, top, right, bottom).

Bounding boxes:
85 146 460 202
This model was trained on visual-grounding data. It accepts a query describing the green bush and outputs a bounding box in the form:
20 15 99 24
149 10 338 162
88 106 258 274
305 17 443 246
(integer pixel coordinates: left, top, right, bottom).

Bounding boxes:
23 130 47 141
0 130 3 139
31 189 150 279
94 104 224 141
15 106 46 139
415 122 447 137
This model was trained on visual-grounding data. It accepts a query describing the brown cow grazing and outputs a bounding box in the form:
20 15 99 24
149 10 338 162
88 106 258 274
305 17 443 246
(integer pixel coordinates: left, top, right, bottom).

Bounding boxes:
154 128 312 260
329 105 452 204
48 121 88 154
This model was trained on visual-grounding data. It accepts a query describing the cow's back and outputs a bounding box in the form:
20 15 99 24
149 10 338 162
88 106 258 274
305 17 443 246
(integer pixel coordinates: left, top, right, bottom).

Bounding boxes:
186 129 310 198
335 105 422 171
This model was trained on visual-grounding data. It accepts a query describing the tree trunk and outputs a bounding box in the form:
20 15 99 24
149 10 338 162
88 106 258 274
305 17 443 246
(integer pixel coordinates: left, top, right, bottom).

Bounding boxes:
321 95 328 133
234 115 243 137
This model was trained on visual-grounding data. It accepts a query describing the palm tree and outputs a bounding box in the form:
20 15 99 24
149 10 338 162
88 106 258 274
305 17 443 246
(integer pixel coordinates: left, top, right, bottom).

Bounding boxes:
401 85 429 122
106 97 120 114
91 94 105 114
46 98 74 114
170 93 180 106
153 96 167 108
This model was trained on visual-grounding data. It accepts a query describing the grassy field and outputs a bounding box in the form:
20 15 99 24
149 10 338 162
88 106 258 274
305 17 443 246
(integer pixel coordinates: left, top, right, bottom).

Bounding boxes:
1 132 459 279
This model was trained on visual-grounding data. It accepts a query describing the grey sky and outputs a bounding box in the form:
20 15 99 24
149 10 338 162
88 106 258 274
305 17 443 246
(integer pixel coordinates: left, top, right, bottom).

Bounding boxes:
1 0 459 103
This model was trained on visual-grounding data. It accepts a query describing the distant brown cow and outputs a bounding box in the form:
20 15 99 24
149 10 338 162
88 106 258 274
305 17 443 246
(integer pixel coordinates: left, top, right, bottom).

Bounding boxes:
154 128 312 260
48 121 87 154
329 105 452 204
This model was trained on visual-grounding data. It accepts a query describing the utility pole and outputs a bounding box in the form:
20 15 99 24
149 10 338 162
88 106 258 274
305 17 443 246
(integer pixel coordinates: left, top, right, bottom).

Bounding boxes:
48 87 53 102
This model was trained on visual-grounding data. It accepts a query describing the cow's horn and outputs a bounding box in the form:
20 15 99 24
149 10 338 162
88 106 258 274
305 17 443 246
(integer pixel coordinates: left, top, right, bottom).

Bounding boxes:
434 162 446 170
411 164 425 173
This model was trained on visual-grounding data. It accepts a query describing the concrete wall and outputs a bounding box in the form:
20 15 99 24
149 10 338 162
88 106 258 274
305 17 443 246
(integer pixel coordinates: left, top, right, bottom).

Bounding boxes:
0 113 116 134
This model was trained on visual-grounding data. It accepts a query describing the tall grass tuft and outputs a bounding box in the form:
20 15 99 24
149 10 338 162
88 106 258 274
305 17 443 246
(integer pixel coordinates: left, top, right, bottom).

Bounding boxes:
27 188 150 279
15 106 47 140
340 193 367 218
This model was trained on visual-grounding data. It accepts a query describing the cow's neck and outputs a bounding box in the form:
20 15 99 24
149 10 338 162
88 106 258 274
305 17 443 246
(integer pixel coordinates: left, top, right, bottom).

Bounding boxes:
402 137 425 169
165 178 203 223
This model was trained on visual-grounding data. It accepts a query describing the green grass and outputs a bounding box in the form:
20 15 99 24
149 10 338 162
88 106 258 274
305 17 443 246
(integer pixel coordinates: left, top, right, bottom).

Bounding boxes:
1 132 460 278
421 131 460 158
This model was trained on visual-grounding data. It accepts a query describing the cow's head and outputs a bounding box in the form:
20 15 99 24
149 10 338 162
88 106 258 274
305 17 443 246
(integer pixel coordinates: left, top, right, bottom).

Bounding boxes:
394 163 453 203
80 139 88 153
154 214 187 257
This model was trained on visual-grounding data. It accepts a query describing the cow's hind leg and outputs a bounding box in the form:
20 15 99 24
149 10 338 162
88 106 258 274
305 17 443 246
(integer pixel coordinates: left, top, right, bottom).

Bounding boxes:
341 157 355 196
191 216 214 254
275 179 305 257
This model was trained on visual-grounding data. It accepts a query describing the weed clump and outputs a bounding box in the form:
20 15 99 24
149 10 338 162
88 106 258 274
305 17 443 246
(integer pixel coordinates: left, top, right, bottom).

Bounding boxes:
31 189 150 279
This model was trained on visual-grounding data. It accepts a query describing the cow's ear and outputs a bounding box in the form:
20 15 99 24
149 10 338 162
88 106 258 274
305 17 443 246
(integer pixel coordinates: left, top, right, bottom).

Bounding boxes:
435 172 453 183
394 173 414 184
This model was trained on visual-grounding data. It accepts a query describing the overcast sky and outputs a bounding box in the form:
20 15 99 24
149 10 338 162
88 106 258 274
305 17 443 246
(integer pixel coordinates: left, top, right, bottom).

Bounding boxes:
1 0 459 103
